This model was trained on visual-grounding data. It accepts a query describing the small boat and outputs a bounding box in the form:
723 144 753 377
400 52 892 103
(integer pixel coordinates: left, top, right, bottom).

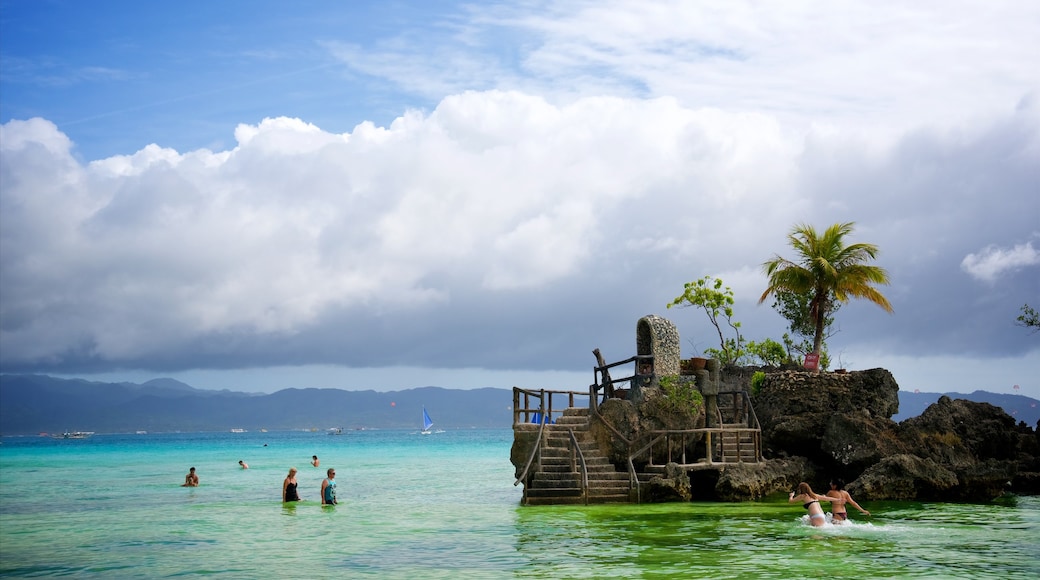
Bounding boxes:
327 427 343 435
54 431 94 439
421 407 434 435
230 428 246 433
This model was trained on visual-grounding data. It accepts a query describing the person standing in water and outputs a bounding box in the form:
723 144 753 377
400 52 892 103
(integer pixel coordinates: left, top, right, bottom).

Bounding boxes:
825 478 869 523
311 455 320 467
238 460 249 469
321 468 337 505
182 467 199 487
789 482 836 527
283 467 301 502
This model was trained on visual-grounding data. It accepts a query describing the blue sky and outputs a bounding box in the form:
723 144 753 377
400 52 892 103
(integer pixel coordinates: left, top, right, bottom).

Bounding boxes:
2 0 1039 400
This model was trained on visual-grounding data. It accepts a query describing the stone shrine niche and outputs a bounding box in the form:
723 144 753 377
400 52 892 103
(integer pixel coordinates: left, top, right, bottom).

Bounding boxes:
636 315 681 376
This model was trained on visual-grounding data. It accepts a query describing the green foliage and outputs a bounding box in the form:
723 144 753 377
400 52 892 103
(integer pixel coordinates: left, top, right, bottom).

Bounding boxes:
745 338 787 367
667 276 745 364
658 376 704 415
772 288 840 344
1017 304 1039 334
759 222 892 358
750 371 766 396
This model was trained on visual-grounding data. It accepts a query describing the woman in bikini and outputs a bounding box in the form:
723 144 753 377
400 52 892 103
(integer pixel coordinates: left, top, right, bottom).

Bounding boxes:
789 482 836 527
825 478 869 523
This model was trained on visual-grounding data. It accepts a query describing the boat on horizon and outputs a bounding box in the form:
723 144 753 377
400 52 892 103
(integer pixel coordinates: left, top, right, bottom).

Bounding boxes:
420 407 444 435
54 431 94 439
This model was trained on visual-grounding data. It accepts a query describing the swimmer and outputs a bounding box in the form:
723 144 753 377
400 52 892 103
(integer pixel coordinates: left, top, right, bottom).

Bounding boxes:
182 467 199 487
826 478 869 522
239 460 249 469
311 455 320 467
789 482 836 527
283 467 301 502
321 468 337 505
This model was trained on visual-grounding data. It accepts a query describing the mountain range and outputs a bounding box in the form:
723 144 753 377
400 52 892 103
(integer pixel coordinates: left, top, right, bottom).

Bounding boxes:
1 374 1037 435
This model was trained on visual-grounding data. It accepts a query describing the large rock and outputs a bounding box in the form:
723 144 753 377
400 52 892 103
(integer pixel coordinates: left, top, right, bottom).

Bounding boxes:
820 410 906 476
751 370 1034 501
710 457 814 501
645 462 692 502
754 368 900 469
898 396 1019 463
851 454 959 500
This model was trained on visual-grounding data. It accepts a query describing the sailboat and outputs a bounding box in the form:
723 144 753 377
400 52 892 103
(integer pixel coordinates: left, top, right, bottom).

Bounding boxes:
421 407 435 435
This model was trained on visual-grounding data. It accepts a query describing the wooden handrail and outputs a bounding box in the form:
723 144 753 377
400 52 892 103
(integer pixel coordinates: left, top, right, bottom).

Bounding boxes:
632 426 762 467
567 429 589 505
586 383 643 500
514 401 549 487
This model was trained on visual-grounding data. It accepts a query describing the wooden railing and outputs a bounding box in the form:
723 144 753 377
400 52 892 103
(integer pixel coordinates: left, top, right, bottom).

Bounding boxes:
567 429 589 505
590 354 655 410
631 427 762 468
512 387 589 426
513 412 549 488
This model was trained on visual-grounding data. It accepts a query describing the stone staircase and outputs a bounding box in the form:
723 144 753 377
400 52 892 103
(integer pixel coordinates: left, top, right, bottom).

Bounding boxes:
522 408 634 505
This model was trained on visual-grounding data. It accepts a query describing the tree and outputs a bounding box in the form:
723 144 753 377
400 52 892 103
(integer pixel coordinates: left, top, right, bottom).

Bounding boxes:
1017 304 1039 334
758 222 893 358
772 288 839 340
667 276 745 364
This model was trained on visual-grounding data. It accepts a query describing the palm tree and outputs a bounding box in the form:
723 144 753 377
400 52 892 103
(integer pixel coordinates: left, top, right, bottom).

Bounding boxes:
758 222 892 359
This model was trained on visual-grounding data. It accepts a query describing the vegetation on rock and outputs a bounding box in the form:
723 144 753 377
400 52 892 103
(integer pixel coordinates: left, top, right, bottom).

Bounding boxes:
758 222 893 358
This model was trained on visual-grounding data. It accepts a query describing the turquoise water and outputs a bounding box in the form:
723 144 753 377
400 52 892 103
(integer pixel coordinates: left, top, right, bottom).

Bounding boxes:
1 430 1038 579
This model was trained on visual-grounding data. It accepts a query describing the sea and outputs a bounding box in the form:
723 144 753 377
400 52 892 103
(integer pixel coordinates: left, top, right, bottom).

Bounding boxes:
1 429 1038 579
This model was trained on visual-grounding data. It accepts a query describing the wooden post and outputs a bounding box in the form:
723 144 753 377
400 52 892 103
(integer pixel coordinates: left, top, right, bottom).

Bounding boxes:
593 348 614 401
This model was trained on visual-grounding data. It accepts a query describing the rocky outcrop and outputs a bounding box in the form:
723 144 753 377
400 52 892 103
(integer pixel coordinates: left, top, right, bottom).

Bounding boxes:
752 370 1039 501
645 462 692 502
591 383 705 468
708 456 815 501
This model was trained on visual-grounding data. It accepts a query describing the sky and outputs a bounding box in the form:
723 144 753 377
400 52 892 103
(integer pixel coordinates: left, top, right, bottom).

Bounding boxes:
1 0 1038 398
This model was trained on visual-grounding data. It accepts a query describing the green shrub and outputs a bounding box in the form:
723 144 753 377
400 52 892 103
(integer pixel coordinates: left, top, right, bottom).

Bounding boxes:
659 376 704 415
750 371 766 396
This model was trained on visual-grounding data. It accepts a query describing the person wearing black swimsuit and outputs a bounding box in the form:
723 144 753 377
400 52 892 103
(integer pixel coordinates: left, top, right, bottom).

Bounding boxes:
283 467 301 502
789 482 836 527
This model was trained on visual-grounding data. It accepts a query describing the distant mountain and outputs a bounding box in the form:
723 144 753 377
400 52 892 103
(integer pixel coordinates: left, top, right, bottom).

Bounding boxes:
893 389 1040 426
0 374 514 435
2 374 1036 435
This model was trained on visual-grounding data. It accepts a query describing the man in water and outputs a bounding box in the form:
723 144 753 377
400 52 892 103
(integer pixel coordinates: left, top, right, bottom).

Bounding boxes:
182 467 199 487
238 460 249 469
311 455 320 467
321 468 337 505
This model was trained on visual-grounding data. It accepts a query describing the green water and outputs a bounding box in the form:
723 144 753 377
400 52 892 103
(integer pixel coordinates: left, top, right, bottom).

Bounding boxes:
1 430 1037 578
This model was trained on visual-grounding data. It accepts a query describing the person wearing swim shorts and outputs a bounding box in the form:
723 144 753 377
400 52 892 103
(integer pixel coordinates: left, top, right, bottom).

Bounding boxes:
826 478 869 523
789 482 835 527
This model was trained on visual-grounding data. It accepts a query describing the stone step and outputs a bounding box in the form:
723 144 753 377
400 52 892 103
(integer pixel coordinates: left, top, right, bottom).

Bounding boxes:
544 437 598 450
525 487 582 498
540 452 611 464
587 482 629 492
587 493 632 504
523 495 586 506
531 479 580 490
544 444 607 459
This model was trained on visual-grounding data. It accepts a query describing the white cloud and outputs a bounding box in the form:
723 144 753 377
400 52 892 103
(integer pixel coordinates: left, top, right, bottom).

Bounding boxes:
339 0 1040 137
961 241 1040 282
